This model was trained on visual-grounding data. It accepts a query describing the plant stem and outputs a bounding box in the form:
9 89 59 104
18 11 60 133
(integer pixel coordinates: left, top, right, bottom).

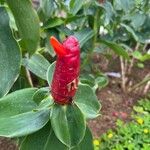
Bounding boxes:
128 43 140 74
129 75 150 92
120 56 126 92
144 81 150 94
25 53 33 87
25 68 33 87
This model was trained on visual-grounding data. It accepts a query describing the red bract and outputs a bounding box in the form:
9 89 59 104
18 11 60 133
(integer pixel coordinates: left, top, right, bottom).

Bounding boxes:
50 36 80 104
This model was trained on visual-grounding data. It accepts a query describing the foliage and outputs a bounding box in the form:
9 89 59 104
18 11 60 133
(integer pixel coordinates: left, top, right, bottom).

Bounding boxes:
94 98 150 150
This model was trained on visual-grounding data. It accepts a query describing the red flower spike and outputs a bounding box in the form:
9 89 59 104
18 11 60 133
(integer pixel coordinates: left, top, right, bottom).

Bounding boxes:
50 36 68 56
50 36 80 104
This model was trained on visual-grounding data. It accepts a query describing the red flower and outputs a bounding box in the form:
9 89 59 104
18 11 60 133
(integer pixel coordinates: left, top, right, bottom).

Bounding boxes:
50 36 80 104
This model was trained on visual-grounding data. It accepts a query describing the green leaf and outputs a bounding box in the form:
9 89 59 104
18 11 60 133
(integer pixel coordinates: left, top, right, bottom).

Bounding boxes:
99 39 130 59
22 53 50 80
0 7 21 98
20 123 68 150
43 18 64 29
46 29 59 57
121 23 139 41
20 123 93 150
44 126 68 150
47 61 56 85
6 0 40 54
74 84 101 119
72 127 94 150
69 0 84 15
0 88 37 118
57 26 74 36
20 123 51 150
51 104 86 147
114 0 134 12
95 76 109 89
132 51 150 62
40 0 55 19
96 1 114 25
0 109 50 138
34 96 53 111
33 87 50 104
75 28 95 48
130 13 146 30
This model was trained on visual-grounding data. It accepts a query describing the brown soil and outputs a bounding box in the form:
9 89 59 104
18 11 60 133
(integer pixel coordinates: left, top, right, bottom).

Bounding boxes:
88 80 139 138
0 137 17 150
88 54 150 137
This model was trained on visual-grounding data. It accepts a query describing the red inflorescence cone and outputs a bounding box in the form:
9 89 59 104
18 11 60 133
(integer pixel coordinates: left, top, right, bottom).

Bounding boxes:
50 36 80 104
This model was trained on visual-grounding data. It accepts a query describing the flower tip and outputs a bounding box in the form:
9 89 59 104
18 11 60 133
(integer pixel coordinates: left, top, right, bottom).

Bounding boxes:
50 36 68 56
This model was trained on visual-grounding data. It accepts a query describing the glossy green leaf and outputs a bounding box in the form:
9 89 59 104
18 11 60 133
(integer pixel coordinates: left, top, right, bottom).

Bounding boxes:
20 123 51 150
51 104 86 147
57 26 74 36
44 126 68 150
114 0 134 12
20 124 93 150
130 13 146 30
99 39 130 59
95 76 109 89
43 18 64 29
40 0 55 19
72 127 94 150
74 84 100 119
34 96 54 111
0 7 21 98
6 0 40 54
20 123 68 150
75 28 95 48
0 88 37 118
0 109 50 138
22 53 50 80
33 87 50 104
121 23 139 41
96 1 114 25
69 0 84 15
47 62 56 85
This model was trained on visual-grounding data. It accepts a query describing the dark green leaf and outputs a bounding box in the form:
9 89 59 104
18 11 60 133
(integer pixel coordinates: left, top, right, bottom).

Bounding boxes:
0 7 21 98
99 39 130 59
130 13 146 30
47 62 56 85
0 109 50 137
74 84 100 119
57 26 74 36
22 53 50 80
33 87 50 104
44 126 68 150
20 123 51 150
75 28 95 48
40 0 55 19
51 104 86 147
20 123 68 150
95 76 108 89
0 88 37 118
43 18 64 29
121 23 139 41
6 0 40 54
72 127 94 150
114 0 134 12
69 0 84 15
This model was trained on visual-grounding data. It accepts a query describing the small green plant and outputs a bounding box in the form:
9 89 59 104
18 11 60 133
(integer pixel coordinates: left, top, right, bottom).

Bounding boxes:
94 98 150 150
